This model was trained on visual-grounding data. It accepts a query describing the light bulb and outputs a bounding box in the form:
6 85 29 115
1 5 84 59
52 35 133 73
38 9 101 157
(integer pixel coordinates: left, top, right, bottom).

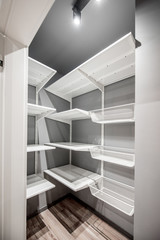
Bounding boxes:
73 8 81 26
73 15 81 25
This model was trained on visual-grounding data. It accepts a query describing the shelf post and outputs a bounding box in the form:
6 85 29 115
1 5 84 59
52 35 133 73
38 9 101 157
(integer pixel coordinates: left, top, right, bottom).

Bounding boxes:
101 87 105 177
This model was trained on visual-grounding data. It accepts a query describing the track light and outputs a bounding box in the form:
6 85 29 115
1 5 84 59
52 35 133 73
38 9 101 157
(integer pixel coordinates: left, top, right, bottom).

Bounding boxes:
73 7 81 26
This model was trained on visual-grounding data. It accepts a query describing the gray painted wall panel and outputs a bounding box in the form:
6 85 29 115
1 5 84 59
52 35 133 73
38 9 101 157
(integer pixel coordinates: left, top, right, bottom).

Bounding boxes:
47 90 70 112
104 77 135 108
104 123 135 149
72 89 101 111
72 119 101 145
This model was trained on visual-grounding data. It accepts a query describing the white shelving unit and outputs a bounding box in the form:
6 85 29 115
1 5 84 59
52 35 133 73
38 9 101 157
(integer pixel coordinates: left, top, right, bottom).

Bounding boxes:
27 58 57 199
27 174 55 199
28 103 56 120
27 144 56 152
44 164 100 192
43 33 135 215
46 33 135 102
90 103 135 124
28 57 56 93
90 146 135 168
45 142 96 151
48 108 90 124
89 177 134 216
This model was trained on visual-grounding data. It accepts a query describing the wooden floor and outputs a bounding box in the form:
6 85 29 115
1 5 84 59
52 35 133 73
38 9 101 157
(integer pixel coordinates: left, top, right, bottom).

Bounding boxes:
27 196 129 240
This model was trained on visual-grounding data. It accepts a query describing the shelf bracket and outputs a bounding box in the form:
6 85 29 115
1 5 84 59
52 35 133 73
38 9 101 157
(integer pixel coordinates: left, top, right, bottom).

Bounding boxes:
37 110 55 121
77 69 104 92
36 72 55 94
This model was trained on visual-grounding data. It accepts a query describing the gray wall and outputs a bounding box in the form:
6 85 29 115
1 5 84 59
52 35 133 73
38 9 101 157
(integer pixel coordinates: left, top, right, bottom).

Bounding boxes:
134 1 160 239
72 77 135 236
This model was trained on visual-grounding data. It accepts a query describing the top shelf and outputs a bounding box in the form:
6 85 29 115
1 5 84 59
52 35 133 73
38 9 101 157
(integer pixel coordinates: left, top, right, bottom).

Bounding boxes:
28 57 57 92
46 33 135 102
47 108 90 124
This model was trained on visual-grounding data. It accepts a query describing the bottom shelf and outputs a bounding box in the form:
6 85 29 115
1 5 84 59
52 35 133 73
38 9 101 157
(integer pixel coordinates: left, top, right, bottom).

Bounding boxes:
44 164 100 192
89 177 134 216
27 174 55 199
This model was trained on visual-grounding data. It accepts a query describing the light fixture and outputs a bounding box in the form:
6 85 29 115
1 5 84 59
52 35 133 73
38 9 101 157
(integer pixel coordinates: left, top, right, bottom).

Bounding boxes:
96 0 101 2
73 7 81 26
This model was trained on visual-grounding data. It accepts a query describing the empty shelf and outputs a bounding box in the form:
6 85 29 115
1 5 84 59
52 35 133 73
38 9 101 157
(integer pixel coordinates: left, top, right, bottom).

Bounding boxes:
28 103 56 119
45 142 96 151
90 103 135 124
27 144 56 152
28 57 56 92
46 33 135 102
48 108 90 124
90 146 135 167
89 177 134 216
44 164 100 192
27 174 55 199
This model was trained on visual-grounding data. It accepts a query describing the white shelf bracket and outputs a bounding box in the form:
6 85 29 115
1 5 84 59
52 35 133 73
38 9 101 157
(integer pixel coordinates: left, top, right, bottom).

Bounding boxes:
37 110 55 121
77 69 104 92
36 72 55 94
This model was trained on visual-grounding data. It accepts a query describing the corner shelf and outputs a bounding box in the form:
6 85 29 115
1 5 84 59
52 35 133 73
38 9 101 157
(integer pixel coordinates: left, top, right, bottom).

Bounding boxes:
27 174 55 199
28 57 56 93
90 146 135 168
46 33 135 102
45 142 96 151
28 103 56 120
90 103 135 124
48 108 90 124
89 177 134 216
44 164 100 192
27 144 56 152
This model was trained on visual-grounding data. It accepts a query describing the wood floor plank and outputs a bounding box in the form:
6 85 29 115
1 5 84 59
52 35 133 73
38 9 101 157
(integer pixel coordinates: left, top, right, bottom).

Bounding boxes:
27 196 130 240
40 209 74 240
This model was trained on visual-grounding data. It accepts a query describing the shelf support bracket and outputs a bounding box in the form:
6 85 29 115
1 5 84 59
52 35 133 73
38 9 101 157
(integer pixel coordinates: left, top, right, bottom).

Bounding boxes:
37 110 55 121
77 69 104 92
36 72 55 94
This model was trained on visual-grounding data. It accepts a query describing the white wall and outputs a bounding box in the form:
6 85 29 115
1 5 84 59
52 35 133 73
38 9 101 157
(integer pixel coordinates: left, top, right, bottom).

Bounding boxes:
0 36 28 240
134 1 160 239
0 33 4 240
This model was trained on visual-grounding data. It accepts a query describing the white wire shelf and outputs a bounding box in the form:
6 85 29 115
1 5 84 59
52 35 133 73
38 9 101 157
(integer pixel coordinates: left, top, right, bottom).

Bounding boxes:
89 177 134 216
90 146 135 168
44 164 100 192
27 144 56 152
48 108 90 124
28 57 56 93
28 103 56 120
90 103 135 124
45 142 96 151
46 33 135 102
27 174 55 199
